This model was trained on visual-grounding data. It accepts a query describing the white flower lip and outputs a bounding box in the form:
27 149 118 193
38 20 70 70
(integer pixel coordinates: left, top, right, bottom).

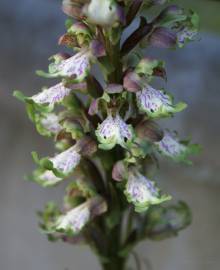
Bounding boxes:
57 203 91 233
55 51 90 78
96 114 133 149
32 83 71 106
126 172 158 205
136 85 171 114
56 196 107 233
98 115 117 139
49 146 81 175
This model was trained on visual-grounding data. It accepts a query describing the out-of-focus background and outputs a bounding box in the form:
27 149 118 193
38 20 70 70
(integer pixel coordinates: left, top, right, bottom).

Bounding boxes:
0 0 220 269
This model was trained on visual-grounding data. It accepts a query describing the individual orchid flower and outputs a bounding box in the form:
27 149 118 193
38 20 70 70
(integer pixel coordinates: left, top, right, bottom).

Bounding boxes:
14 83 72 113
155 130 201 164
136 84 187 118
57 203 90 233
124 169 171 212
95 114 134 150
32 136 97 178
83 0 123 27
151 8 199 49
36 50 92 81
32 145 81 178
56 196 107 234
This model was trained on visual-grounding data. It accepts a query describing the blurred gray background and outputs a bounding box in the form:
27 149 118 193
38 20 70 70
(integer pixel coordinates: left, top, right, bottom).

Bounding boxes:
0 0 220 269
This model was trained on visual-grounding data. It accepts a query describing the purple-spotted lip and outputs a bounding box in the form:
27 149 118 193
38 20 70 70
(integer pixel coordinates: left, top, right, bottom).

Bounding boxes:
56 51 90 77
97 115 133 142
49 146 81 174
127 171 159 203
136 85 171 112
157 131 186 156
32 83 72 105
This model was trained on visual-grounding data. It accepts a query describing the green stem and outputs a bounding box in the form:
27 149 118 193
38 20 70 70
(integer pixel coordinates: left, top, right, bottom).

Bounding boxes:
101 258 126 270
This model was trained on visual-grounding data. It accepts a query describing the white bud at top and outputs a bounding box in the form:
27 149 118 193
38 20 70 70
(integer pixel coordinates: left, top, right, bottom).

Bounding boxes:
83 0 118 26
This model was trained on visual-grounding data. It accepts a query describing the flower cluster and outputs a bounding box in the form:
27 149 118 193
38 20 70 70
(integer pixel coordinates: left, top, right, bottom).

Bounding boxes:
15 0 200 268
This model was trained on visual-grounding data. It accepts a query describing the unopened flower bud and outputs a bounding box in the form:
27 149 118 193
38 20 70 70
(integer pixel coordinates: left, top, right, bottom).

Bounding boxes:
135 120 163 142
112 160 127 181
149 27 177 49
83 0 120 26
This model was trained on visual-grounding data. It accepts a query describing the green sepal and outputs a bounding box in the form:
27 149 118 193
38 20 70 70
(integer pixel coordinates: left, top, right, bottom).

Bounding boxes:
64 180 97 209
38 202 61 236
29 167 63 187
135 58 165 78
61 119 84 140
14 90 53 115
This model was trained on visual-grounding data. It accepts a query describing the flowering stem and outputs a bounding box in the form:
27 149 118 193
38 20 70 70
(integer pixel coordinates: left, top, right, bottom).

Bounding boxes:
102 257 126 270
15 1 200 269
